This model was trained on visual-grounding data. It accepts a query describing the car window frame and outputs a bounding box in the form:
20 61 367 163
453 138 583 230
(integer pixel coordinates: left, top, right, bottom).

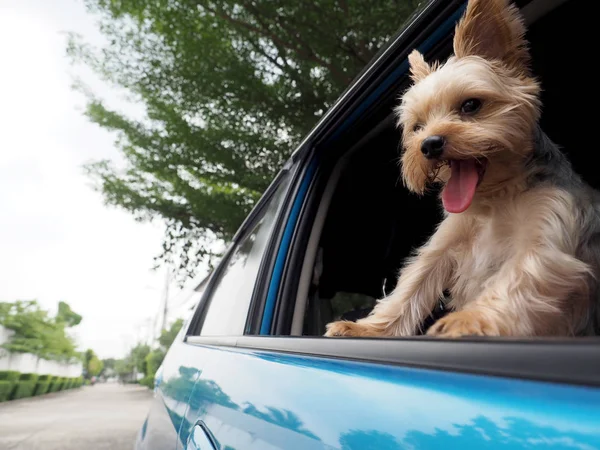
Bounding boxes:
184 335 600 387
186 166 295 337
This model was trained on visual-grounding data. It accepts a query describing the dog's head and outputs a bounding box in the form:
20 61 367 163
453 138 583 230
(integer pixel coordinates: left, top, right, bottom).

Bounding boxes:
396 0 541 213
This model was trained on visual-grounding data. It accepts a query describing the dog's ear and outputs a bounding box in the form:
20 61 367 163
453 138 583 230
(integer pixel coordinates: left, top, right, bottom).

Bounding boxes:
453 0 530 70
408 50 431 82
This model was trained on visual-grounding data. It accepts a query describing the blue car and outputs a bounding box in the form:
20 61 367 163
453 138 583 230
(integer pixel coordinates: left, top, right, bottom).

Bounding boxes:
136 0 600 448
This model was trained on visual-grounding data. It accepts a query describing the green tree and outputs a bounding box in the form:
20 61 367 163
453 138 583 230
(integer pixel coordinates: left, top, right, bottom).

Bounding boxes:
158 318 184 349
140 319 184 387
140 348 166 388
110 343 154 383
100 357 117 376
145 349 166 376
0 301 51 357
83 349 94 369
56 301 83 327
84 349 104 378
69 0 421 280
0 300 81 361
88 355 104 377
115 358 134 381
130 344 151 375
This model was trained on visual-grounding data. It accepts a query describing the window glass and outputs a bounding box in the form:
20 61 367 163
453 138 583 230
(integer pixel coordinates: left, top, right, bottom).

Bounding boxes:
200 175 291 336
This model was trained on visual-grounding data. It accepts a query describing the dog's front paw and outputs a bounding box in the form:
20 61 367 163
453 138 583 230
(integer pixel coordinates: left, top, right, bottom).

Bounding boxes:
426 310 501 338
325 320 364 337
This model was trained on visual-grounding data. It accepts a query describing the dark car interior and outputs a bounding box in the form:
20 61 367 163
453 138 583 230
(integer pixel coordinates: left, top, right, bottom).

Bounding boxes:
298 0 591 336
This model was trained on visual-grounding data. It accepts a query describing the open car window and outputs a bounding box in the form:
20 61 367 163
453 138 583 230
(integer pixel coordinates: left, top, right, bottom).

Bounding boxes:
286 0 593 338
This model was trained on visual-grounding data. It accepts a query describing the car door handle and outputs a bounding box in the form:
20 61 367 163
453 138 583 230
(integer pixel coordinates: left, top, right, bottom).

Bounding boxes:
186 422 218 450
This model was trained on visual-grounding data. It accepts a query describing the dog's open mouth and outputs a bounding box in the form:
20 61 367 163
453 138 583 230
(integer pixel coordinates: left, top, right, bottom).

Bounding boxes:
441 159 487 213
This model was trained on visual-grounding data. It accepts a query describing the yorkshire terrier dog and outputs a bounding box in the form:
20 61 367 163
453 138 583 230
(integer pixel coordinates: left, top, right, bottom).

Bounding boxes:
326 0 600 338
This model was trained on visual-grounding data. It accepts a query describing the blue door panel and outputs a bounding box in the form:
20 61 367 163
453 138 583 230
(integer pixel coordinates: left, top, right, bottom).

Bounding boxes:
178 343 600 449
136 339 211 450
186 422 219 450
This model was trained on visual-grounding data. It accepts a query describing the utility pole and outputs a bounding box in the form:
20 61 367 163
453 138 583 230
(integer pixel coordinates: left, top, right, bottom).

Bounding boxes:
151 311 159 345
160 266 171 332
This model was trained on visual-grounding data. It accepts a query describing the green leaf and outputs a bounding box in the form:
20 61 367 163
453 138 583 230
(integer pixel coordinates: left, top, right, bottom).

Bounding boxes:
70 0 423 281
0 300 82 362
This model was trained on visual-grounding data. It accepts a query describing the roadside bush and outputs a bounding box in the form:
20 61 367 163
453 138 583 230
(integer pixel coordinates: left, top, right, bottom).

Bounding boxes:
12 373 40 399
0 371 21 399
0 374 81 399
139 375 154 389
0 380 12 402
19 373 39 384
50 377 62 392
11 381 36 399
44 376 55 389
34 381 50 396
0 371 20 382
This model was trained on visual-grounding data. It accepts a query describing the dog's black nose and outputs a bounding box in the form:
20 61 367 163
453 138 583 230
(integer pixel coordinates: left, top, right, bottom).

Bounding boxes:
421 135 445 159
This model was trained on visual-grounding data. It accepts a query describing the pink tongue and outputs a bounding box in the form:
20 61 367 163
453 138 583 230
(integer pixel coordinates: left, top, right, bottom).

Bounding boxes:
442 160 479 213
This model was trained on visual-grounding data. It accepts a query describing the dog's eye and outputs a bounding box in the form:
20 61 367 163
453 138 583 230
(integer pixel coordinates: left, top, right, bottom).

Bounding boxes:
412 123 423 133
460 98 482 115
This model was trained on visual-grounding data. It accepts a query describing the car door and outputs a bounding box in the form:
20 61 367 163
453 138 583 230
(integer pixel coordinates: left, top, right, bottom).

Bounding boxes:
174 166 298 450
180 338 600 450
134 167 295 450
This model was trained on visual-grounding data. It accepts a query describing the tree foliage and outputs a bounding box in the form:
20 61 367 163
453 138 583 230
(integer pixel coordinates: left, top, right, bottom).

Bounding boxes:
158 318 183 349
84 349 104 378
110 343 151 382
56 301 83 328
69 0 421 280
89 356 104 377
142 348 166 387
145 318 185 387
100 357 117 376
115 358 134 380
0 300 81 362
113 318 184 385
130 343 152 375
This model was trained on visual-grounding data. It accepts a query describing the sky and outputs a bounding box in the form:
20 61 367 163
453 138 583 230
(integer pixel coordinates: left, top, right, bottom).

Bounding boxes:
0 0 200 359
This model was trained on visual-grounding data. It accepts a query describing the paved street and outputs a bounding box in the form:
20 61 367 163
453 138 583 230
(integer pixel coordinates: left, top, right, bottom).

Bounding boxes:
0 383 153 450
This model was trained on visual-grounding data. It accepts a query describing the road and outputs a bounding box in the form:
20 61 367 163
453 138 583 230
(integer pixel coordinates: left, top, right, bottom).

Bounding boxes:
0 382 153 450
